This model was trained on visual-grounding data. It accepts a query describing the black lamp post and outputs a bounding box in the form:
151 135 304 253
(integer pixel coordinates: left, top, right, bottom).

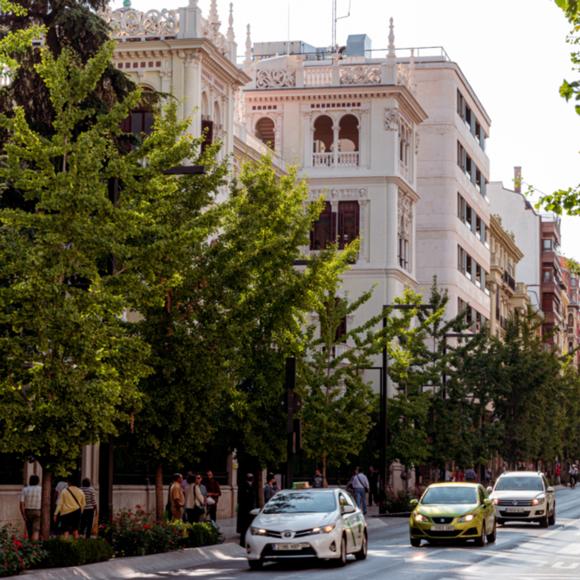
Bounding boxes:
379 303 433 509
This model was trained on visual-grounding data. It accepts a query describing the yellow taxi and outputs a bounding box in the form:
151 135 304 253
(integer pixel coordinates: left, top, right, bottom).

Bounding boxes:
409 482 496 547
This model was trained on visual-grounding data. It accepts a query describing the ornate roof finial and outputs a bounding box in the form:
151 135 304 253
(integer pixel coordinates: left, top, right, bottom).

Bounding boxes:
388 17 396 58
209 0 220 26
123 0 131 8
244 23 252 65
227 3 235 43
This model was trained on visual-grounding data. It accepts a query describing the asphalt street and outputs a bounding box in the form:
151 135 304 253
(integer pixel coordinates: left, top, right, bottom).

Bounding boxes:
130 487 580 579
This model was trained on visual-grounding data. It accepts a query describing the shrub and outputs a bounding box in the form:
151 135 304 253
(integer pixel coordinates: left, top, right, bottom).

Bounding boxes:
385 490 414 514
38 538 113 568
0 526 46 577
168 520 220 548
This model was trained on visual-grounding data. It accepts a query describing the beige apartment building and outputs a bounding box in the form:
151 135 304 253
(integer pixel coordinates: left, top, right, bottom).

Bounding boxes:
413 56 492 329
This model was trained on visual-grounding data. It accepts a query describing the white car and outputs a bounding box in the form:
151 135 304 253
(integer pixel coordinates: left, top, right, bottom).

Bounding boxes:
245 488 368 570
489 471 556 527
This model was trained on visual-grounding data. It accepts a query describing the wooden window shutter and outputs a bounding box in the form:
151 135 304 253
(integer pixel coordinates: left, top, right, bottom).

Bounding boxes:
310 202 335 250
337 201 360 250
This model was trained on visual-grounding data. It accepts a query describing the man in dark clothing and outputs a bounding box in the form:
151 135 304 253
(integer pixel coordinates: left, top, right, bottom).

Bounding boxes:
237 473 258 547
312 468 324 488
204 470 221 523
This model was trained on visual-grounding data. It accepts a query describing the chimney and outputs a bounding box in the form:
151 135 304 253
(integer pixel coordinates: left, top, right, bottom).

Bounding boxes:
514 166 522 194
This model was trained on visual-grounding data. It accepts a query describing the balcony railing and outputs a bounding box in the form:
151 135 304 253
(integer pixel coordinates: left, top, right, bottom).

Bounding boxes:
312 151 359 168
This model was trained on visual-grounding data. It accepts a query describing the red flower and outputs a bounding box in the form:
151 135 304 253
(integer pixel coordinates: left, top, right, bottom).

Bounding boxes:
143 524 151 530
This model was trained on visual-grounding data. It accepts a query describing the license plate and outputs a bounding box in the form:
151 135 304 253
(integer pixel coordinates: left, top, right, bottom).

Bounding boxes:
505 507 526 513
273 543 309 551
431 524 455 531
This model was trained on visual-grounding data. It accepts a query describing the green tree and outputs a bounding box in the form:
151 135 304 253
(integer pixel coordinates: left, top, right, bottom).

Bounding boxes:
202 162 353 474
297 287 379 484
0 43 196 537
536 0 579 214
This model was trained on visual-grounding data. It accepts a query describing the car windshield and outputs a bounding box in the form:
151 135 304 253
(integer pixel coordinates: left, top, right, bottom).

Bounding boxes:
494 476 543 492
421 486 478 505
262 491 337 514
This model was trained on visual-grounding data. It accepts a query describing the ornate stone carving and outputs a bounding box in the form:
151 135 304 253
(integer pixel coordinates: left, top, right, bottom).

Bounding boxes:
103 8 179 40
339 65 381 85
309 188 368 201
384 108 400 131
398 191 413 239
256 68 296 89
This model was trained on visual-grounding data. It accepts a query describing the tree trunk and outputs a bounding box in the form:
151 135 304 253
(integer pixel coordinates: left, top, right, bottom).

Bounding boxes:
322 454 328 487
40 469 52 541
155 463 164 522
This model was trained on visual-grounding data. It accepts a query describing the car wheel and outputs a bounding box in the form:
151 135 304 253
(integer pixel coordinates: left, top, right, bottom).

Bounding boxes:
410 537 421 548
335 535 348 567
474 522 486 547
355 531 368 560
248 559 263 571
539 513 549 528
486 519 497 543
549 505 556 526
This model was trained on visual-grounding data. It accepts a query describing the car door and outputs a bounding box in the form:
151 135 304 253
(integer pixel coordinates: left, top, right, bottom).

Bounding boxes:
542 475 554 514
338 492 360 551
479 485 494 529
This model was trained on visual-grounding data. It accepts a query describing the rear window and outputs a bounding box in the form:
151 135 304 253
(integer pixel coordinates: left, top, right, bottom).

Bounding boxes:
494 476 543 492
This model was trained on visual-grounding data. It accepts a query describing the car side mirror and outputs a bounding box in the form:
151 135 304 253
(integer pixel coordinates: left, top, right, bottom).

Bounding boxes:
547 486 554 493
341 505 356 515
486 486 493 495
409 499 419 508
250 508 260 517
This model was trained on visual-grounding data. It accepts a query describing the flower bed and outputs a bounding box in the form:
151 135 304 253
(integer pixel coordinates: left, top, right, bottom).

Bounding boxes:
0 526 46 578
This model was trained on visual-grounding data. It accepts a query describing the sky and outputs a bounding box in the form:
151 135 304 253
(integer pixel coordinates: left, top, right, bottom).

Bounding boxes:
116 0 580 258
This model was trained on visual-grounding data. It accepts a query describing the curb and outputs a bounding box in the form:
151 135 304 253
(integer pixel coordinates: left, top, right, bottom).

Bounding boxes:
17 542 246 580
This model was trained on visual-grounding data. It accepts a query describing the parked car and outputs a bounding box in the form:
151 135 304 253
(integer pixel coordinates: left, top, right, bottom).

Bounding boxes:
245 488 367 570
488 471 556 527
409 482 496 547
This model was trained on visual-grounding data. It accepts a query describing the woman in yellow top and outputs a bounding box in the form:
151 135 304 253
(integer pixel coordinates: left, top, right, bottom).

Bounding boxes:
54 476 86 539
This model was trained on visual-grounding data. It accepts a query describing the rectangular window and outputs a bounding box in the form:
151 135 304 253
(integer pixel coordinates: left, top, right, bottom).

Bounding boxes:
310 202 335 250
543 239 553 250
465 204 472 229
475 263 482 287
466 254 473 279
398 237 409 270
543 269 552 282
337 201 360 250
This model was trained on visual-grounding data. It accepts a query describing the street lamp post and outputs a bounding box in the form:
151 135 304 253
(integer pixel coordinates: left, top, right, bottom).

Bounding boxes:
379 303 433 510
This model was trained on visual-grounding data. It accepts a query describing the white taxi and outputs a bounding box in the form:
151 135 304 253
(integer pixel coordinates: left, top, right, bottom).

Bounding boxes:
245 488 367 570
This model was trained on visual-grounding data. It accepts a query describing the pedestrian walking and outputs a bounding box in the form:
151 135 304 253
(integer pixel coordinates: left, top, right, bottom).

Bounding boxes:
555 462 562 485
79 478 97 538
348 467 369 515
368 466 379 507
169 473 185 521
54 476 85 540
312 468 324 488
237 473 258 547
20 475 42 541
264 474 278 503
465 466 478 482
569 464 578 488
184 473 206 523
204 470 221 523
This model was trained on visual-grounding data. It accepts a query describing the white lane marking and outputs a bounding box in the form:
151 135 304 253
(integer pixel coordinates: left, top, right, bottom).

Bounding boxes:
553 561 580 569
558 543 580 555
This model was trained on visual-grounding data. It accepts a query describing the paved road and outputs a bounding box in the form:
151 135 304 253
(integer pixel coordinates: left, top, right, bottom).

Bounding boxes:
132 487 580 579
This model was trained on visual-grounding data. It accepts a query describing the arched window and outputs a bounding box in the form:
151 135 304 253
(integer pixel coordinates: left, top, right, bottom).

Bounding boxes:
338 114 359 152
568 313 574 328
255 117 276 149
313 115 333 153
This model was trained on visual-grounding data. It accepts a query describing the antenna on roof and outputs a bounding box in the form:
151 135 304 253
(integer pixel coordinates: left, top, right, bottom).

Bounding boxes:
332 0 351 51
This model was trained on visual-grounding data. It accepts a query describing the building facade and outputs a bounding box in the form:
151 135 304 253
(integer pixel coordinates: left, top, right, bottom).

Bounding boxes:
413 53 492 329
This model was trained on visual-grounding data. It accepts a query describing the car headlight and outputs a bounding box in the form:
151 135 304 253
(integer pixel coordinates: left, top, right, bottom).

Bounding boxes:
414 513 428 523
492 498 499 505
311 524 336 534
250 527 267 536
456 513 475 523
532 494 545 506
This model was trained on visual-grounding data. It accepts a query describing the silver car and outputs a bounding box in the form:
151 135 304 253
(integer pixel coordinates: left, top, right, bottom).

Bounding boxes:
245 488 368 570
489 471 556 527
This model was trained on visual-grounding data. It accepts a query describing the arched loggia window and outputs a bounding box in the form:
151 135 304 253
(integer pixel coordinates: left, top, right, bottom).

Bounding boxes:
255 117 275 149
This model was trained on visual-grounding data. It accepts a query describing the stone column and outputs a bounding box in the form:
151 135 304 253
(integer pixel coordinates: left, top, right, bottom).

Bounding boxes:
183 53 201 138
386 182 399 274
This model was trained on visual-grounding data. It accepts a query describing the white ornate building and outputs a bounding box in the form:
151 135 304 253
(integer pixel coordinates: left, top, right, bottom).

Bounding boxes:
242 23 426 388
